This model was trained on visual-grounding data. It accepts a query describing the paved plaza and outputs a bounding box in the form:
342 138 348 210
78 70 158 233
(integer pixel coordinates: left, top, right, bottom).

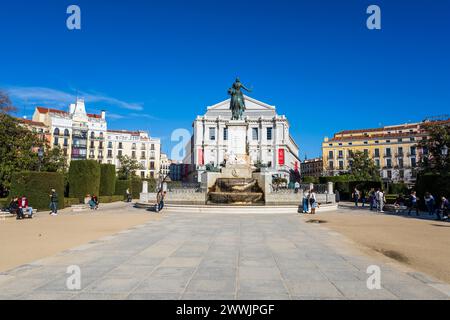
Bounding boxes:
0 207 449 300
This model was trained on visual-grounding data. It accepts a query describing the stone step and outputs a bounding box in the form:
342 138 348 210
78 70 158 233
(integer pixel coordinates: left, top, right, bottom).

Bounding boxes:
163 204 338 214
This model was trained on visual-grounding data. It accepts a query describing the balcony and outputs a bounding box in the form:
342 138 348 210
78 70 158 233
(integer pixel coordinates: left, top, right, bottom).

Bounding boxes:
383 153 392 158
395 153 403 158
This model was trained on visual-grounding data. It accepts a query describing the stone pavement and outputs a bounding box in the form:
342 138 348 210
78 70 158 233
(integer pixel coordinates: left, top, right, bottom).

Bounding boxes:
0 208 449 300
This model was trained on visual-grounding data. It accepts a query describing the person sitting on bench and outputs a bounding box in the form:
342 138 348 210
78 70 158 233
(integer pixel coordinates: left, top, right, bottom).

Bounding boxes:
9 197 22 220
19 195 34 218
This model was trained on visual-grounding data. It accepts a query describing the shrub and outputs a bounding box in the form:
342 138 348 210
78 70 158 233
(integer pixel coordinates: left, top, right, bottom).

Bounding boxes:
10 171 65 210
131 177 142 199
389 183 409 195
415 173 450 207
302 176 319 184
115 179 131 198
68 160 101 200
64 197 81 207
0 198 9 208
98 195 124 203
99 164 116 196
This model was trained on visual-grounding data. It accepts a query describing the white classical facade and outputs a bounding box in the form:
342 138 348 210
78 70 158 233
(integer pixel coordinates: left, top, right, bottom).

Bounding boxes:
32 98 162 179
185 95 300 181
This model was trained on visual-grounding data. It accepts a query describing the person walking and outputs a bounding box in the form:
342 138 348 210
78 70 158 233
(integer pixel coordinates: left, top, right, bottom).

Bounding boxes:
369 188 375 211
424 192 436 216
309 189 317 214
159 191 166 212
375 188 380 211
302 188 310 213
353 188 360 207
439 196 449 220
49 189 58 216
378 189 385 213
126 188 132 203
408 191 419 216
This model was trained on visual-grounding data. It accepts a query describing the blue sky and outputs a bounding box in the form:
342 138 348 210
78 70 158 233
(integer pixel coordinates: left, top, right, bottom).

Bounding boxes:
1 0 449 159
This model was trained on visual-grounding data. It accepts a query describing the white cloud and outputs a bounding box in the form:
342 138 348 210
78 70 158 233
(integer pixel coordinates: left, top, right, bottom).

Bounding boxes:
5 86 144 111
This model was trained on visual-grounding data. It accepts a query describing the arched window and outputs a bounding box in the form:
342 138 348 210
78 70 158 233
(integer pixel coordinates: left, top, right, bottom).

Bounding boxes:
54 128 60 136
64 129 70 136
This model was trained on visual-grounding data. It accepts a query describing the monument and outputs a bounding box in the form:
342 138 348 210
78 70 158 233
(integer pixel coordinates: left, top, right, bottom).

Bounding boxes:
205 79 265 205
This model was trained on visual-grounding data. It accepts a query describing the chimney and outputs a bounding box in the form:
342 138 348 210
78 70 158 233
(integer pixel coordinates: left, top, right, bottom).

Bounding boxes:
101 110 106 119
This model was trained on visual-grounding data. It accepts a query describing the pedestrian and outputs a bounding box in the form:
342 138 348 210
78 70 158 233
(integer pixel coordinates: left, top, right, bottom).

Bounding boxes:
424 192 435 216
159 191 166 212
19 195 33 218
309 189 317 214
439 196 449 220
378 189 385 213
10 197 22 220
369 188 375 211
353 188 360 207
294 181 300 193
375 188 380 211
408 191 419 216
302 188 310 213
49 188 58 216
126 188 132 203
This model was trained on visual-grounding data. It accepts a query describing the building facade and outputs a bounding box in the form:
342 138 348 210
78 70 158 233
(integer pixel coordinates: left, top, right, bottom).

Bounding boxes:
160 153 171 178
322 119 450 184
31 98 162 179
185 95 300 182
301 157 323 178
106 130 161 179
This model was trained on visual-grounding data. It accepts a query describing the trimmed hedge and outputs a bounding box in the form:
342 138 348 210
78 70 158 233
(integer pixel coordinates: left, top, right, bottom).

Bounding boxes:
98 195 124 203
131 177 142 199
68 160 101 200
302 176 319 184
0 198 9 208
99 164 116 196
115 179 131 197
416 173 450 207
64 197 81 207
10 171 65 210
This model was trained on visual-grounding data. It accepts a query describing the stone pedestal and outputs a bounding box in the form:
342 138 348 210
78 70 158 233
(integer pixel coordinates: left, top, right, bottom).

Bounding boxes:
227 120 248 158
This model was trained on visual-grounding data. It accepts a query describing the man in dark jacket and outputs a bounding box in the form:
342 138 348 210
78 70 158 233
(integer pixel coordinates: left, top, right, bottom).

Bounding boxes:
49 189 58 216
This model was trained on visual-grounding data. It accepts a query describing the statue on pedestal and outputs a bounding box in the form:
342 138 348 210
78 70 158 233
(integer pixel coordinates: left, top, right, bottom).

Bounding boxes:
228 78 252 120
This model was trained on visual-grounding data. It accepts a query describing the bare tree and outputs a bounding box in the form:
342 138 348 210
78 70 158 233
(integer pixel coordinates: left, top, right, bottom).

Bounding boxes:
0 90 17 113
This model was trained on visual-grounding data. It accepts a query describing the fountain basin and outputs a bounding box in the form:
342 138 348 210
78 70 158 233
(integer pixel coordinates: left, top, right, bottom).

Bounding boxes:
208 191 264 205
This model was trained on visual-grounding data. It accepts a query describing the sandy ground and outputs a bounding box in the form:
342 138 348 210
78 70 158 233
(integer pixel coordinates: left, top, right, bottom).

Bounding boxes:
0 203 159 272
313 205 450 284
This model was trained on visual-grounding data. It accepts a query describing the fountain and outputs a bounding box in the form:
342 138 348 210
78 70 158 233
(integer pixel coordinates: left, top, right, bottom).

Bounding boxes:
208 177 264 205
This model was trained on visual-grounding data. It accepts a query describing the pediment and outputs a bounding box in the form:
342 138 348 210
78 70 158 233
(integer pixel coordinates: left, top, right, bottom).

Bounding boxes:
206 95 276 112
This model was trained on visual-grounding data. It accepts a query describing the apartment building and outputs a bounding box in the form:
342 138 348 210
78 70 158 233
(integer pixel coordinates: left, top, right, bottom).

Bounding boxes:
30 98 162 179
301 157 323 178
322 119 450 184
106 130 161 179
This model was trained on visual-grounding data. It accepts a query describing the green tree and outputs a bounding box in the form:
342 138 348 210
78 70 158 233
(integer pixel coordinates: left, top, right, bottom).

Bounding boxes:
0 113 44 193
117 155 143 179
349 150 380 181
42 146 68 173
417 122 450 175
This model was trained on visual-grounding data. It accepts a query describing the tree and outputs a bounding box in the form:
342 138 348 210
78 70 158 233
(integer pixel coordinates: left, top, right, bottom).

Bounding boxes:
417 122 450 175
349 150 380 181
42 146 68 173
117 155 143 179
0 90 17 114
0 113 45 193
